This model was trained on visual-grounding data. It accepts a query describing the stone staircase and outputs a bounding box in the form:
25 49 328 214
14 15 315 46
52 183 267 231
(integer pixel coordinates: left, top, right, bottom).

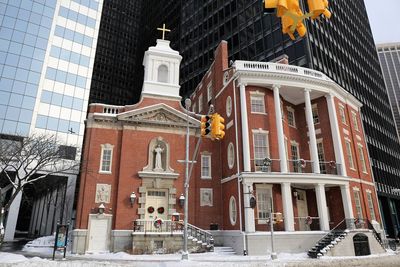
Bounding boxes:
212 246 236 255
308 219 385 258
187 223 214 253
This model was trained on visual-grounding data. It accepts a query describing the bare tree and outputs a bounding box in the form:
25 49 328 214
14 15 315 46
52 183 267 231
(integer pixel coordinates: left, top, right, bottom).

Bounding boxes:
0 134 80 213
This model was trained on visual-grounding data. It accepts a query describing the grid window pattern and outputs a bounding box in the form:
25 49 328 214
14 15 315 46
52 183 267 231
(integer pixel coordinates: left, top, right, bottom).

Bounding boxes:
339 106 346 124
287 108 295 127
253 132 268 170
207 82 212 102
45 67 87 88
345 140 355 169
41 90 84 110
59 6 96 28
36 114 80 134
54 25 93 47
353 190 363 219
100 145 113 173
366 192 376 221
198 94 203 112
256 187 272 221
352 112 359 131
50 46 90 67
250 96 265 113
291 143 300 172
358 144 367 173
312 105 319 124
201 154 211 178
0 0 56 136
72 0 99 11
317 141 326 173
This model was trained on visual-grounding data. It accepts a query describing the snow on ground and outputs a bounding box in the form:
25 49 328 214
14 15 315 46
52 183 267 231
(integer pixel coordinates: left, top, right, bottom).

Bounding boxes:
0 235 397 266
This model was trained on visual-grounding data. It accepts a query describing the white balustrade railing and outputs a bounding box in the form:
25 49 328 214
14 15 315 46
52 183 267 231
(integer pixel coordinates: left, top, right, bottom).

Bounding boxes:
234 60 330 82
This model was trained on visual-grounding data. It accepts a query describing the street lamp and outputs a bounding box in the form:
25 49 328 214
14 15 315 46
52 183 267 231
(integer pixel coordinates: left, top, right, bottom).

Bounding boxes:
179 193 185 207
182 98 191 260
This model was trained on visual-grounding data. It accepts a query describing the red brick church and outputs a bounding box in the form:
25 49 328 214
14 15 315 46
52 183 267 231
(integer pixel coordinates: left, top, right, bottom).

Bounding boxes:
72 37 384 257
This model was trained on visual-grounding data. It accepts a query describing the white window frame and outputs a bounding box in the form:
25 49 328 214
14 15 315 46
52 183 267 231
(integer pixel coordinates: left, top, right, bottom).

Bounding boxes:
353 189 363 219
345 139 355 170
290 141 300 172
227 142 235 169
200 188 213 207
339 105 346 124
287 106 296 127
317 139 326 173
366 191 376 221
357 144 367 173
201 154 212 179
207 82 213 102
198 94 203 113
352 111 359 131
226 96 232 117
312 104 319 124
250 92 265 114
229 196 237 226
252 129 270 171
256 184 273 224
99 144 114 174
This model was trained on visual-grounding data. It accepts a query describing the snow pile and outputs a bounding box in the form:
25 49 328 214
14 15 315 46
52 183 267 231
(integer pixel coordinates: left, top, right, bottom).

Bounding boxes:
0 252 29 263
22 235 55 255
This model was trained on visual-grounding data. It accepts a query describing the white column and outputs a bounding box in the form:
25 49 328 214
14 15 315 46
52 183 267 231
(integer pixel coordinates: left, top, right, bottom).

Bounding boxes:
4 190 22 241
325 94 347 176
273 85 288 172
240 83 251 172
281 182 295 231
304 89 320 173
243 183 255 232
315 184 330 231
340 184 354 219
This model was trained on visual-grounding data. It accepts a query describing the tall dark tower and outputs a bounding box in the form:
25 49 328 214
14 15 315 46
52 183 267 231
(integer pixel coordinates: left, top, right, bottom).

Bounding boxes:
171 0 400 237
89 0 143 105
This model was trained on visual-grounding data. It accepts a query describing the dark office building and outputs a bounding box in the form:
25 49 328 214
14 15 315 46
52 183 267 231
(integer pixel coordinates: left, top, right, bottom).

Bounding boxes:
88 0 143 105
145 0 400 237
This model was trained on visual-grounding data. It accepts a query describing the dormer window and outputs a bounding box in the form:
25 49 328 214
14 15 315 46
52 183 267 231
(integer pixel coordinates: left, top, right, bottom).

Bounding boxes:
157 64 169 83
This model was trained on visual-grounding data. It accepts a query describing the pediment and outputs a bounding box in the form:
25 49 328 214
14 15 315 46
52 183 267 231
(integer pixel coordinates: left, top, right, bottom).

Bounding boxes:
116 103 199 128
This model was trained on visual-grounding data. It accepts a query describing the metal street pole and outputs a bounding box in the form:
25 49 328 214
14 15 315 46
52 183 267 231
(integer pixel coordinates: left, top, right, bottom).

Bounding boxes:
182 98 191 260
270 197 277 260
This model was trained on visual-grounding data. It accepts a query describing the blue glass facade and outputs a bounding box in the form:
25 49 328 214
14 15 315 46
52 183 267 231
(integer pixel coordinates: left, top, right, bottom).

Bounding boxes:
0 0 56 136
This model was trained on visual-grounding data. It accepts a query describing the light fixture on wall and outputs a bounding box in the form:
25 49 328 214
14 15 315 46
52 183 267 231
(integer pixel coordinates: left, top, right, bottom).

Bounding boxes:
293 190 298 198
98 203 105 214
130 192 137 207
179 193 185 207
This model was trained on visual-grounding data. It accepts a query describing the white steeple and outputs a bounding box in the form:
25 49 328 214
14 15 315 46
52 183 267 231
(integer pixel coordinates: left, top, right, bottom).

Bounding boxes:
141 39 182 100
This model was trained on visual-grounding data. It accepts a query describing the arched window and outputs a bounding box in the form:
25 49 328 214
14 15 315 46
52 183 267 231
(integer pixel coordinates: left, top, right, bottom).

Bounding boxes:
157 65 169 83
229 196 237 226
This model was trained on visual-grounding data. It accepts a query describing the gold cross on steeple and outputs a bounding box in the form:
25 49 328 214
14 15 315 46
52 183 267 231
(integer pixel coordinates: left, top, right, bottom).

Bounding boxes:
157 23 171 40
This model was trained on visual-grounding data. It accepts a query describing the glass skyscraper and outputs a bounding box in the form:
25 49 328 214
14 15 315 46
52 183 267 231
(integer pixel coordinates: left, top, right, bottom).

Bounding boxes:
0 0 104 240
377 42 400 237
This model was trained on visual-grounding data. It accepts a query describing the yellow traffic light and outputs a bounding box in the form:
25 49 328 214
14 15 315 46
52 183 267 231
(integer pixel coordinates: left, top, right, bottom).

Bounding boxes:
211 113 225 140
281 0 307 40
201 115 212 137
264 0 287 16
307 0 331 19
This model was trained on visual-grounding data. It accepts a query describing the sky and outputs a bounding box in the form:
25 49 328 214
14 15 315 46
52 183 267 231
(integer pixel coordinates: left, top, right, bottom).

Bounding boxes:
364 0 400 44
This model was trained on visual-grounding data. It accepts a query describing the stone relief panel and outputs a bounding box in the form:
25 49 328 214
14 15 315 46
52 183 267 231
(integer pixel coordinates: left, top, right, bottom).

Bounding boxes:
95 184 111 203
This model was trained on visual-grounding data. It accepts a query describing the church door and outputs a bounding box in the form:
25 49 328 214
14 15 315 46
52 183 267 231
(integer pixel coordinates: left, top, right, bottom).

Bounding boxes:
145 190 168 221
87 216 111 252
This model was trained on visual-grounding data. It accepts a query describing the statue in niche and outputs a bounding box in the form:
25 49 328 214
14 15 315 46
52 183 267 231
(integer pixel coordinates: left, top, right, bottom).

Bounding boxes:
153 144 164 171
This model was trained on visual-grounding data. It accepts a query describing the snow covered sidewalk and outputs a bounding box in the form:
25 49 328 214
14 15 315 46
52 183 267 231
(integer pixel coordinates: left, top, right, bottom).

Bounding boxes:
1 235 399 266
